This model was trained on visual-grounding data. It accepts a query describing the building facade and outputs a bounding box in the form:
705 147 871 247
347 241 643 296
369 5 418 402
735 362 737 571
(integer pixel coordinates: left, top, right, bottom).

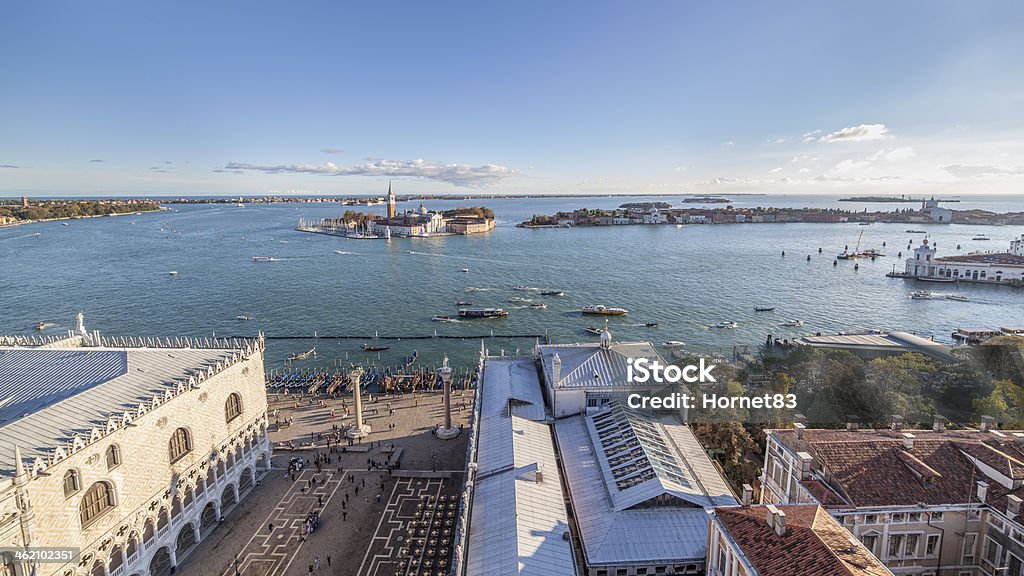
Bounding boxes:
903 236 1024 284
0 326 271 576
760 422 1024 575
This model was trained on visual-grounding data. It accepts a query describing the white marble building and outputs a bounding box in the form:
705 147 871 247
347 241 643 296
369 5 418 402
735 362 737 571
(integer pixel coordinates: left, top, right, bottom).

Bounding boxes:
0 320 271 576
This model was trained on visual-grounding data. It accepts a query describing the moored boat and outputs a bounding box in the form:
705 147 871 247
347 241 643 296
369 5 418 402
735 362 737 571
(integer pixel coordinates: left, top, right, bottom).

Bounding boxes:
662 340 685 348
754 306 775 312
362 343 389 351
582 305 628 316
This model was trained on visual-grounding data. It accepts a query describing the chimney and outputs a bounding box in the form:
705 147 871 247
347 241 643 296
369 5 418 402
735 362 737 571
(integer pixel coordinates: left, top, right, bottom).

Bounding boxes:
933 415 946 432
891 415 904 431
794 422 805 439
765 504 779 531
902 432 916 451
794 413 807 425
774 509 787 537
1009 495 1022 518
797 452 813 480
977 481 989 504
535 470 544 484
846 417 859 432
741 484 753 507
551 353 561 387
981 415 994 433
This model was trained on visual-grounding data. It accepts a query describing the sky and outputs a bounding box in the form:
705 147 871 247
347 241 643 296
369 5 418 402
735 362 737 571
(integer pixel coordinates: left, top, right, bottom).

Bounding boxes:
1 1 1023 197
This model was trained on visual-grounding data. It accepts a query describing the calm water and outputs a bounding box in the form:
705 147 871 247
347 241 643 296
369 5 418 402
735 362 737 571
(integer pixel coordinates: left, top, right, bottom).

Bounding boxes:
2 194 1022 371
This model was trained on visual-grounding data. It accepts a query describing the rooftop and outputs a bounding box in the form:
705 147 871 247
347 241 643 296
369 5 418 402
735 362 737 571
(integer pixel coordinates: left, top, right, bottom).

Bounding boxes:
464 357 576 576
794 331 955 362
0 342 246 477
555 401 735 566
772 427 1024 511
714 505 892 576
936 252 1024 266
538 340 666 390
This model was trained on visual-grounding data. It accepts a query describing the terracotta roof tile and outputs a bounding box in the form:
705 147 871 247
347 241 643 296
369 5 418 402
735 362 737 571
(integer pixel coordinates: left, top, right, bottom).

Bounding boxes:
715 505 891 576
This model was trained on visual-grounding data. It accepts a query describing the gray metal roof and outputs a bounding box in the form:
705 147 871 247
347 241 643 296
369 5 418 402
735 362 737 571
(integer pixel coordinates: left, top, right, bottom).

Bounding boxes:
538 341 666 390
795 331 954 362
0 346 239 477
554 405 736 567
465 357 576 576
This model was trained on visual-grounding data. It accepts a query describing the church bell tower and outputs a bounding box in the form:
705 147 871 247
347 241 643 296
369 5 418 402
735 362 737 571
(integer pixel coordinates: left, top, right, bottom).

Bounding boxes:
386 181 396 219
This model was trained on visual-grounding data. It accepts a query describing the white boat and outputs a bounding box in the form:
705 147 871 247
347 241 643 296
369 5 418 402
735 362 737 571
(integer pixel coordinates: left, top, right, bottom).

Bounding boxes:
236 315 255 321
252 256 278 262
36 322 45 331
911 290 934 300
514 286 540 291
461 268 470 272
715 321 738 329
972 235 991 241
508 296 532 303
662 340 686 348
582 305 628 316
782 320 804 327
168 271 178 276
946 295 969 302
431 315 458 322
235 203 245 208
528 303 547 309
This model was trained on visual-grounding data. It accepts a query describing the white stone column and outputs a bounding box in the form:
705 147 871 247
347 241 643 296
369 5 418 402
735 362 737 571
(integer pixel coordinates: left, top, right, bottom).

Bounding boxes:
347 368 370 438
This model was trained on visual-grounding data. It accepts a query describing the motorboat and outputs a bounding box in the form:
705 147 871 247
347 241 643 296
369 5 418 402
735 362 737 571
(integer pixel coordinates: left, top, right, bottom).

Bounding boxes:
464 287 486 292
584 327 604 335
252 256 278 262
36 322 45 331
662 341 686 348
540 290 565 296
754 306 775 312
431 315 458 322
906 230 927 233
514 286 540 291
582 305 628 316
461 268 470 272
715 321 738 329
362 343 389 352
508 296 532 303
782 320 804 327
168 271 178 276
911 290 934 299
645 322 659 327
972 235 991 241
458 308 508 318
455 301 473 306
528 303 547 309
236 315 256 321
946 295 969 302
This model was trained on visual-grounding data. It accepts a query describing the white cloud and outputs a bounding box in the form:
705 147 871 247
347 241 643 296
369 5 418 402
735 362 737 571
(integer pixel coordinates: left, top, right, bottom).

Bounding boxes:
770 167 783 173
320 148 343 154
798 168 811 174
674 165 687 173
942 164 1024 178
225 158 519 187
802 129 822 142
833 159 871 173
868 147 915 161
818 124 890 143
721 140 735 147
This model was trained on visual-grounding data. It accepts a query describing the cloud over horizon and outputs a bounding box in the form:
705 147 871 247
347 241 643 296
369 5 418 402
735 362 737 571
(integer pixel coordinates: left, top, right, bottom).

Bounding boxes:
320 148 343 154
818 124 890 143
224 158 519 187
88 159 105 163
0 164 19 169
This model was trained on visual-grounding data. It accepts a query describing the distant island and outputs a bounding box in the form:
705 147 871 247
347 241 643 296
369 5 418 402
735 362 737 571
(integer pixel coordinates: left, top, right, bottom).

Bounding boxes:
840 195 960 203
0 197 163 227
519 203 1024 227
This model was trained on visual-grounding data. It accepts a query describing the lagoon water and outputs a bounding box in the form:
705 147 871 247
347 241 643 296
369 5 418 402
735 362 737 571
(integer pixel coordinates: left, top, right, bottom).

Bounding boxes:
2 194 1022 371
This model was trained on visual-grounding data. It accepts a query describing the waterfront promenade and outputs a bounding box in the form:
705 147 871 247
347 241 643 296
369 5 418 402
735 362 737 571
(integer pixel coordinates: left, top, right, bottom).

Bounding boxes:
181 389 474 576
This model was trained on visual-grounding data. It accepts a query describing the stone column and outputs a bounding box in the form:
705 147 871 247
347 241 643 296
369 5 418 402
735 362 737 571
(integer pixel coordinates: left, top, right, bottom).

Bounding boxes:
347 368 370 438
435 356 459 439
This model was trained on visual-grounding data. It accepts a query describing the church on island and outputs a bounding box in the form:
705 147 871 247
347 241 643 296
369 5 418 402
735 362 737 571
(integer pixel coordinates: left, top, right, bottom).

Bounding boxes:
296 183 496 239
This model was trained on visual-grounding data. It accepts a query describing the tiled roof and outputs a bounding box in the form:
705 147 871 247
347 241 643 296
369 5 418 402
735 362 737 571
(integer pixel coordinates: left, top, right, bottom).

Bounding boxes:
715 505 892 576
774 428 1024 510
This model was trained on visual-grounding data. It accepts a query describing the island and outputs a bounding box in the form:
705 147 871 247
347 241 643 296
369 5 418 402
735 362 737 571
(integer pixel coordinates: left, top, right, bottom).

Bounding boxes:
0 197 163 227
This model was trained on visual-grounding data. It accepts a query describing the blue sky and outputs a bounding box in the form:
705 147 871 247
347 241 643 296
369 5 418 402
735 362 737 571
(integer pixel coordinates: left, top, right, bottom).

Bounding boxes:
2 1 1023 196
